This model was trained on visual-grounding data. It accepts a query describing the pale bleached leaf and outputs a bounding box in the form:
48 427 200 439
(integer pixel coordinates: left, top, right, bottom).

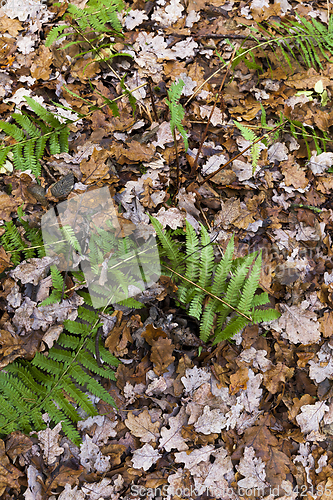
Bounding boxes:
131 443 162 471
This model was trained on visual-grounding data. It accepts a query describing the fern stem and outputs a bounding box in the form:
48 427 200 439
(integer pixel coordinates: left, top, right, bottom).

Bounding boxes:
172 128 180 192
162 264 252 321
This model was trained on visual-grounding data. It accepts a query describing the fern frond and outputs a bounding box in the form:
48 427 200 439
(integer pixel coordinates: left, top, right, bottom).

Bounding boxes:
45 24 70 47
238 252 262 313
251 308 280 323
200 299 217 342
211 235 234 296
150 216 184 273
213 315 250 345
0 97 70 177
198 224 215 289
0 302 119 446
60 225 82 253
166 79 189 152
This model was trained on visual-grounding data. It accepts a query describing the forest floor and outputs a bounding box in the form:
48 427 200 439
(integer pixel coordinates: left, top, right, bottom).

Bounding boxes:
1 0 333 498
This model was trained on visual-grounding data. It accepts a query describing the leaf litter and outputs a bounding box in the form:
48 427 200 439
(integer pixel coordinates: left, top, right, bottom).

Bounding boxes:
1 0 333 497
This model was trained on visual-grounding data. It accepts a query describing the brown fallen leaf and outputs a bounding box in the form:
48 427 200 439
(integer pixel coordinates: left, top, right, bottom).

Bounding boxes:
0 15 23 36
150 337 175 376
5 432 33 463
0 438 24 496
286 394 315 422
80 148 110 184
142 324 167 346
319 311 333 338
110 140 156 164
280 159 308 189
125 409 160 443
233 415 279 462
229 367 249 395
30 45 53 80
263 362 294 394
0 246 13 273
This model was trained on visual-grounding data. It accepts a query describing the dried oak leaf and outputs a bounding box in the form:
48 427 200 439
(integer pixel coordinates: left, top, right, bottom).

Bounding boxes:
281 159 308 189
233 416 278 462
296 401 329 434
150 337 175 376
37 422 64 466
154 207 185 229
5 432 33 463
236 446 268 490
0 439 24 496
262 362 294 394
125 409 160 443
0 15 23 36
229 366 249 395
71 57 100 80
287 394 315 421
0 191 22 221
142 324 167 346
77 415 117 445
265 448 292 489
10 256 56 285
181 366 211 394
0 328 39 368
175 445 214 470
159 407 189 452
131 443 161 471
214 198 241 229
82 478 120 500
57 484 85 500
79 435 110 473
319 311 333 337
80 148 110 184
110 140 155 164
43 464 83 492
30 45 52 80
270 304 321 345
194 405 227 435
190 446 234 498
0 246 12 273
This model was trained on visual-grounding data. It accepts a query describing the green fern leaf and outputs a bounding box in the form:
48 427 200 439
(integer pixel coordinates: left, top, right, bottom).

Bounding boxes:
166 79 188 152
45 24 69 47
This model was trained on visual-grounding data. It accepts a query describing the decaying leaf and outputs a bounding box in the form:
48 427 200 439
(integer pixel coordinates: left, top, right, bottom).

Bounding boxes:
37 422 64 465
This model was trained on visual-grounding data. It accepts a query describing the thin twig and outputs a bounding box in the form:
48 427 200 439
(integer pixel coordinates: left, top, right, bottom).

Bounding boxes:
190 47 237 177
148 79 159 122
